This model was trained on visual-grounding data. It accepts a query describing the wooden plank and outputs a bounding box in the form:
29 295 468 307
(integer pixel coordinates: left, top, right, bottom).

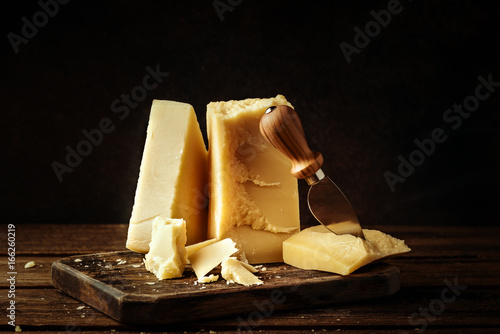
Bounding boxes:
2 224 499 332
3 287 499 329
4 224 500 258
391 258 500 287
51 251 401 325
6 330 500 334
0 256 55 287
195 286 500 329
0 288 123 328
1 224 129 255
376 226 500 259
1 255 499 288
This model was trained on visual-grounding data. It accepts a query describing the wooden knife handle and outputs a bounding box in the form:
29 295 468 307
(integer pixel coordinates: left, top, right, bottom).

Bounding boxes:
259 105 323 179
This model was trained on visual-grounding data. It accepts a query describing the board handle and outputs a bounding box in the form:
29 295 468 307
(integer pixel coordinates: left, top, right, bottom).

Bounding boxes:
259 105 324 181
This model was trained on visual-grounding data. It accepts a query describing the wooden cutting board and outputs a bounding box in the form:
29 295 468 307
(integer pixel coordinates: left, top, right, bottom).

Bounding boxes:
51 250 401 325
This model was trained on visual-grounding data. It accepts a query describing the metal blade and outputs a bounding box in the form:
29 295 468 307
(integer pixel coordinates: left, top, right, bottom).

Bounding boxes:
307 176 364 238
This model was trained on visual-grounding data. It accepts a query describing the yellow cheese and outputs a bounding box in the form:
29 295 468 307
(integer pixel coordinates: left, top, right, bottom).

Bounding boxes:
237 258 258 273
186 238 218 263
127 100 208 253
221 257 263 286
283 226 411 275
144 217 187 280
227 226 294 263
198 274 219 283
188 238 238 279
206 95 300 263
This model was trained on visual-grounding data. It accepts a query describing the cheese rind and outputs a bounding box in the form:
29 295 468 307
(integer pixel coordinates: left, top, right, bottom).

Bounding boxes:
188 238 238 279
127 100 208 253
221 257 263 286
207 95 300 263
283 226 411 275
144 217 187 280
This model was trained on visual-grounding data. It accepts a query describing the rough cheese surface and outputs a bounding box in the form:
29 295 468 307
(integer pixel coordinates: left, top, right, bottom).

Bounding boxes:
221 257 263 286
127 100 208 253
283 226 411 275
144 217 187 280
206 95 300 263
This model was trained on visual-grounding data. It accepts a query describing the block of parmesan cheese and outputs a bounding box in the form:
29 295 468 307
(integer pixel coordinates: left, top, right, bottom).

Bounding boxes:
206 95 300 263
127 100 208 253
283 226 411 275
144 217 187 280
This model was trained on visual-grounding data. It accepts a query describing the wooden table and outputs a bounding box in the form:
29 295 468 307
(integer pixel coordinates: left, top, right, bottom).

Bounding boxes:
1 224 499 333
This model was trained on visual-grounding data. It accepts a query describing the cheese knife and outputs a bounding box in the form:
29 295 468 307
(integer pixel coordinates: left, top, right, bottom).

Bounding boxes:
259 105 364 239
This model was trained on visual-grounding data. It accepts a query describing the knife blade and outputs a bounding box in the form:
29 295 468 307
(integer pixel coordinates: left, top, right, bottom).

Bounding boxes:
259 105 364 239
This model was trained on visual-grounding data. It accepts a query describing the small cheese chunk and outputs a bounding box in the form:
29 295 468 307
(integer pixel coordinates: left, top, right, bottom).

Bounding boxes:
127 100 208 253
221 257 263 286
188 238 238 279
207 95 300 263
24 261 36 269
283 226 411 275
144 217 187 280
198 274 219 283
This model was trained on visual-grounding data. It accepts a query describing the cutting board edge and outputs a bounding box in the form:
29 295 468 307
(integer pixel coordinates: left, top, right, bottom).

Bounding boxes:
51 260 127 321
51 251 402 325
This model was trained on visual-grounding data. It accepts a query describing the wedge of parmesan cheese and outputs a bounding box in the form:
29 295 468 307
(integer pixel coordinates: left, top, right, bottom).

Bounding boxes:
283 226 411 275
206 95 300 263
127 100 208 253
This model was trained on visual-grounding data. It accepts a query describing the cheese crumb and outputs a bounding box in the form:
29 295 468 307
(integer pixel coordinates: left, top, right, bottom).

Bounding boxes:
15 325 22 332
76 305 85 310
24 261 35 269
198 274 219 283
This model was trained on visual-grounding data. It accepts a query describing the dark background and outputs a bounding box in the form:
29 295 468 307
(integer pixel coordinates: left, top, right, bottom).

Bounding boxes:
2 1 499 228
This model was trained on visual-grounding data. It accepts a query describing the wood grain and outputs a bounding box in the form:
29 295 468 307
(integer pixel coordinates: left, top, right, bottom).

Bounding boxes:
51 251 401 325
2 224 499 332
2 224 129 255
4 287 499 329
260 105 324 180
2 256 499 288
6 224 499 258
8 331 500 334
